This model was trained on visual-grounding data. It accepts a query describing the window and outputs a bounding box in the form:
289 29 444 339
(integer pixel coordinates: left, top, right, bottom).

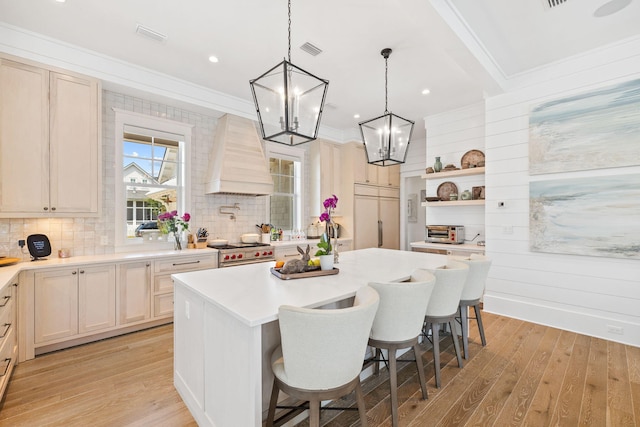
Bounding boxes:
266 144 304 232
114 109 191 249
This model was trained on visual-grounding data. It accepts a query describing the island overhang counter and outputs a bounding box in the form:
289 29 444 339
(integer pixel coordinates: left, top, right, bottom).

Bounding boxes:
172 248 448 427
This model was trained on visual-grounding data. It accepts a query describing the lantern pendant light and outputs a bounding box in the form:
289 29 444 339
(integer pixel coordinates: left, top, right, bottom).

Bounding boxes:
249 0 329 146
359 48 413 166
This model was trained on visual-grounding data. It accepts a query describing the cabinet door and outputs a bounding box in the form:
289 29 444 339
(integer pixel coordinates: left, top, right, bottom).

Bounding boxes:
34 269 78 343
118 261 151 325
49 72 99 214
354 196 380 249
379 197 400 250
78 264 116 333
0 59 49 214
353 144 378 185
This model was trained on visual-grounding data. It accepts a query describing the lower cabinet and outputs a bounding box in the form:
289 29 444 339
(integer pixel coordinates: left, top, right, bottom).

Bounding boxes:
34 265 116 343
22 252 218 361
117 261 152 325
0 278 18 401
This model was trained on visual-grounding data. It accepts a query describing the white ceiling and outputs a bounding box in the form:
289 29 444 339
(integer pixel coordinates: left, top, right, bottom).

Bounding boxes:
1 0 639 142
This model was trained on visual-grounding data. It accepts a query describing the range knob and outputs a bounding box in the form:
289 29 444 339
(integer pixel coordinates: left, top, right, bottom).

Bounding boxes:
255 252 260 257
262 251 268 256
268 251 273 255
224 255 230 260
238 254 243 259
231 254 236 260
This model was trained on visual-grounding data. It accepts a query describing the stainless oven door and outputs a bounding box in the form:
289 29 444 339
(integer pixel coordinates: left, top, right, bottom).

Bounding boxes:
219 258 274 268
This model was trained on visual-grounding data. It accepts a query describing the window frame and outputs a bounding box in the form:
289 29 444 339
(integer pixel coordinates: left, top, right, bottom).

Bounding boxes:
114 108 192 251
265 143 305 232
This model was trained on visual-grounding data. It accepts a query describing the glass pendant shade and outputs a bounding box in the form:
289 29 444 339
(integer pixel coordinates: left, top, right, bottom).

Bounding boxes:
250 59 329 146
360 112 413 166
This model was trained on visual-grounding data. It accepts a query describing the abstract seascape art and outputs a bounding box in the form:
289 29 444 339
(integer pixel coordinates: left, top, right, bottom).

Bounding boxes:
530 174 640 259
529 79 640 175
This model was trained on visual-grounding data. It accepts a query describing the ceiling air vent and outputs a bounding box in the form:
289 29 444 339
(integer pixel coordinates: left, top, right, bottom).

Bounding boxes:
300 42 323 56
542 0 568 9
136 24 168 43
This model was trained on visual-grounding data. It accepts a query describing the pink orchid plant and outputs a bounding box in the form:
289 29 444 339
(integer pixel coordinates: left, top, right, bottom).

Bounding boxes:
316 195 338 256
157 210 190 235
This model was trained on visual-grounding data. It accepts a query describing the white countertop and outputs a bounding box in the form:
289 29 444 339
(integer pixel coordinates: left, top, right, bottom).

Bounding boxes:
268 237 351 247
0 248 218 288
172 248 448 328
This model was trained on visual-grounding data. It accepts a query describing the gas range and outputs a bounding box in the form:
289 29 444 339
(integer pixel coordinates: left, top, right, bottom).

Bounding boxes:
208 242 275 267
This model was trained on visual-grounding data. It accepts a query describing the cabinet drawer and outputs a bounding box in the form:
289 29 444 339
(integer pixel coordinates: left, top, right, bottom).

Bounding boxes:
0 324 16 398
354 184 378 197
0 298 13 349
155 256 216 274
154 293 174 317
154 275 174 293
0 284 13 319
379 187 399 198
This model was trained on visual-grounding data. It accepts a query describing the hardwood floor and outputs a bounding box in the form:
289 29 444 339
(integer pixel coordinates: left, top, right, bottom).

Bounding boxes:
1 312 638 426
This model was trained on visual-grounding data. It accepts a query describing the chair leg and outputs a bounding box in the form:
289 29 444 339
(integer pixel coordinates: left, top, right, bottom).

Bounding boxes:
449 320 464 368
413 343 428 400
388 348 399 427
431 322 441 388
460 305 470 360
474 304 487 346
266 380 279 427
309 398 320 427
355 380 368 427
374 347 382 376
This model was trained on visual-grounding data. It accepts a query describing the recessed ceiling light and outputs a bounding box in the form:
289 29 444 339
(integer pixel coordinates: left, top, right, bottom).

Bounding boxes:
354 114 360 119
422 88 431 95
208 55 219 63
55 0 66 3
593 0 632 17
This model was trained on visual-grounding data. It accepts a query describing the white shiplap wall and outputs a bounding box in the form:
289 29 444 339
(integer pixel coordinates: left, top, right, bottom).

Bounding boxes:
424 103 487 242
483 36 640 347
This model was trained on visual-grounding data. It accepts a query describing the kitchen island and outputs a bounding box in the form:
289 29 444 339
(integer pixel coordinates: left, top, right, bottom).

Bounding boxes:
172 247 448 427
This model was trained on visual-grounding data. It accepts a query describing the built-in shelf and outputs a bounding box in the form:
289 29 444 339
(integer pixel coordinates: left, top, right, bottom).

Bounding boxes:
421 167 485 180
421 200 485 207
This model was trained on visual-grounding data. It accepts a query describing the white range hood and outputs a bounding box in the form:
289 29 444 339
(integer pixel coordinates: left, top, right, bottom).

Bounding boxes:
205 114 274 196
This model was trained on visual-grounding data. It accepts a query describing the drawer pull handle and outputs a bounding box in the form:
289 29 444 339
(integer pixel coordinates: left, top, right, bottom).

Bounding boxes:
0 295 10 308
0 323 9 338
172 260 201 266
283 254 299 258
0 358 11 377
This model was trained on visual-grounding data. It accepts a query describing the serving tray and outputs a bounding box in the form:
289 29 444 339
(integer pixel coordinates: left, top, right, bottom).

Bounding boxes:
270 267 339 280
0 257 20 267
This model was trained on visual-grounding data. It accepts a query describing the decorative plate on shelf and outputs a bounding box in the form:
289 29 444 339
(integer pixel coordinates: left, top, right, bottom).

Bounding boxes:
437 181 458 201
461 149 485 168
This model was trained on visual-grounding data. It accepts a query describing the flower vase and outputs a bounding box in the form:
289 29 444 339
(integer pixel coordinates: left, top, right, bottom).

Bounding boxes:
319 254 334 271
173 233 182 250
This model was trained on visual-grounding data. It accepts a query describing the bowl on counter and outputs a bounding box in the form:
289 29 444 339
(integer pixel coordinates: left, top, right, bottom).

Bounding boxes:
241 233 260 244
209 239 229 247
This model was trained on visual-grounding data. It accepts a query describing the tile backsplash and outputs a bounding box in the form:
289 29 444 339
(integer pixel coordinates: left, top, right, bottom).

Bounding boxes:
0 89 271 259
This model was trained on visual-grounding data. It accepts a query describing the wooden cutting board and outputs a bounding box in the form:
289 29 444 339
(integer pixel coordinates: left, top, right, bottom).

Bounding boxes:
0 257 20 267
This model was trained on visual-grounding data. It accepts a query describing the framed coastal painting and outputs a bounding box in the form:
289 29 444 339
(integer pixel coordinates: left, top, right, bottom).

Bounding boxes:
529 79 640 175
529 174 640 259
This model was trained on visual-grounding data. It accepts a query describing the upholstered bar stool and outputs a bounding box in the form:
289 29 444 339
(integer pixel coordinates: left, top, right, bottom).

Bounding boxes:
366 274 436 427
266 285 380 427
452 254 492 360
414 262 469 388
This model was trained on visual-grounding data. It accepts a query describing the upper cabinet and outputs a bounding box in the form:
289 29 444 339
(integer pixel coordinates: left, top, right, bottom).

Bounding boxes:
0 56 100 217
310 140 344 216
352 143 400 187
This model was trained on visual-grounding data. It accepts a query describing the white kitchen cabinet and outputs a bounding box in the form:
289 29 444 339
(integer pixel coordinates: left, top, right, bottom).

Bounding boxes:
34 269 78 343
353 144 379 185
34 265 116 344
78 265 116 334
354 187 400 250
153 254 217 318
118 261 152 325
310 140 343 216
0 277 18 401
0 56 99 217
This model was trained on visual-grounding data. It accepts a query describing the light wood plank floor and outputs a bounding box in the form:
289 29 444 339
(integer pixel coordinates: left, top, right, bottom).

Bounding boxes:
1 312 638 426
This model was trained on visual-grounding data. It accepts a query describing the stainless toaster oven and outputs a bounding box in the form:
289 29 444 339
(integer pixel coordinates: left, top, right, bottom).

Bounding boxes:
426 225 465 244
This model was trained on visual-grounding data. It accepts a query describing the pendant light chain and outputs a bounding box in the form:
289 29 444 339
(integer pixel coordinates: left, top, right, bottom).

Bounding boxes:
384 54 389 114
287 0 292 62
